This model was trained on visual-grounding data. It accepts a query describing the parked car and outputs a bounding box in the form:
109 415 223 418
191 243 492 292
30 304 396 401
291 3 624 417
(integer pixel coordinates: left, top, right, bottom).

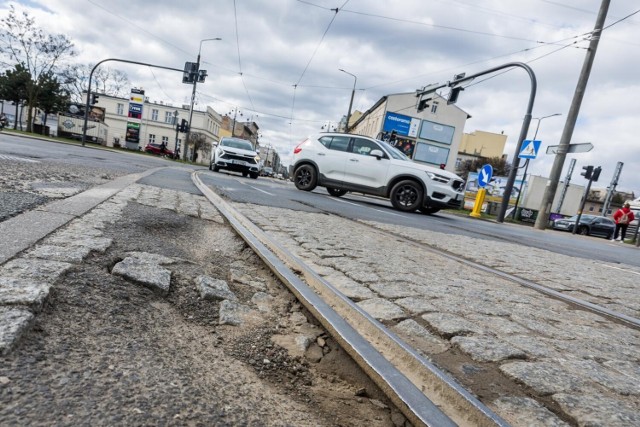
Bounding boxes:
144 143 176 159
260 166 274 177
210 137 260 179
552 214 615 239
291 133 465 214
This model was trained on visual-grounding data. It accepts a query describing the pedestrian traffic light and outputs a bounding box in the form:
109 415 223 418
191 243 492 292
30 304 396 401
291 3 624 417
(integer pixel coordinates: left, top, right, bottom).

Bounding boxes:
179 119 189 133
591 166 602 182
580 165 593 180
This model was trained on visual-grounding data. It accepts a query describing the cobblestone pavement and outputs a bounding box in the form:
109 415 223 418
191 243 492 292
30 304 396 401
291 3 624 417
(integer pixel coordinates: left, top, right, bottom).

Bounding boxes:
235 203 640 427
0 183 404 426
2 175 639 426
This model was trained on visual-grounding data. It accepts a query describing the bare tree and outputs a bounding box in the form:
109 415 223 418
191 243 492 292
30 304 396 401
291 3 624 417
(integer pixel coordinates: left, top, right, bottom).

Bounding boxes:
60 64 130 103
0 6 76 132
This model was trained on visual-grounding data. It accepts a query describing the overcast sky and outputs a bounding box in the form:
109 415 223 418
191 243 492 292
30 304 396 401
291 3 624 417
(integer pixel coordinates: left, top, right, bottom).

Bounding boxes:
3 0 639 196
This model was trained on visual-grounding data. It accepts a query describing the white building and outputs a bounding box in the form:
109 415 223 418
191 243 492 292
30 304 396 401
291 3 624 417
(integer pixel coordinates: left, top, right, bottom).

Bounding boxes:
58 92 222 164
349 92 469 173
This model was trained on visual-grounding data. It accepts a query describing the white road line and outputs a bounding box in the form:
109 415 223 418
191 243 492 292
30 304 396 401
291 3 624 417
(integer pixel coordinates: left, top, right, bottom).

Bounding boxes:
602 264 640 276
332 197 406 217
0 154 40 163
236 179 276 195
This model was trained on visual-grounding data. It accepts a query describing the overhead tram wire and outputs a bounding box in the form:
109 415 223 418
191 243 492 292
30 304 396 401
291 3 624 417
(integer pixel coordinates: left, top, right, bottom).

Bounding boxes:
233 0 257 112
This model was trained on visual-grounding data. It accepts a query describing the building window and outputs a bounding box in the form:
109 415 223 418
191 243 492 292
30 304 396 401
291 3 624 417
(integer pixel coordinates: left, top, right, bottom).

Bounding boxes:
151 109 159 121
161 136 169 145
116 103 124 115
148 134 155 144
165 112 174 123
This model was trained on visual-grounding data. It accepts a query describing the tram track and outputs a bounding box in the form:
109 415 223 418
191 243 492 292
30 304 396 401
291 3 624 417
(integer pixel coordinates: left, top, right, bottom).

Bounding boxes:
194 171 639 426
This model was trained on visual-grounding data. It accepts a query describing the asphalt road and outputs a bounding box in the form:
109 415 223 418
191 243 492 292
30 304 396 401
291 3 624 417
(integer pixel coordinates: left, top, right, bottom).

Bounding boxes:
200 169 640 268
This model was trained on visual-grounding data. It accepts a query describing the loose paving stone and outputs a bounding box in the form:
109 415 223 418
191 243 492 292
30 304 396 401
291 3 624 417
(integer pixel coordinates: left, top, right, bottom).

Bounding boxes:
111 257 171 296
356 298 406 322
492 396 570 427
553 392 640 427
0 277 51 310
44 235 113 252
218 299 252 326
125 251 182 265
0 258 73 283
195 275 237 301
251 292 274 312
229 269 266 291
451 335 527 362
25 244 91 263
0 306 33 356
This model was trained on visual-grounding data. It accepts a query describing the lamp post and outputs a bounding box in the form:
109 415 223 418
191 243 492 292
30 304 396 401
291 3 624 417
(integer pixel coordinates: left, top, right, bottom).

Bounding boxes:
185 37 221 161
229 108 242 137
339 68 356 132
512 113 562 219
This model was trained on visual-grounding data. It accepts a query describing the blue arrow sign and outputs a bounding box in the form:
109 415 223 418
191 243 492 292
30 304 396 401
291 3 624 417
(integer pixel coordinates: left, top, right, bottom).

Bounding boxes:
478 164 493 188
518 140 541 159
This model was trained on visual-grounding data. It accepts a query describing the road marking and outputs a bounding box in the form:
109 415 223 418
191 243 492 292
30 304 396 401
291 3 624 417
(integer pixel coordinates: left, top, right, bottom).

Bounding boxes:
332 197 406 217
0 154 40 163
236 179 275 195
602 264 640 276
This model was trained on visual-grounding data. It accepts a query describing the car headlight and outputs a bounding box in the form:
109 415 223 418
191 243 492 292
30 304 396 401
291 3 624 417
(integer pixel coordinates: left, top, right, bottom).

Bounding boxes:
426 171 451 184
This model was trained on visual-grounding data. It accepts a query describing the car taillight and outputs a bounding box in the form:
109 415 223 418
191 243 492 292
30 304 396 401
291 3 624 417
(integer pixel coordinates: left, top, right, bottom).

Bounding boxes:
293 143 303 154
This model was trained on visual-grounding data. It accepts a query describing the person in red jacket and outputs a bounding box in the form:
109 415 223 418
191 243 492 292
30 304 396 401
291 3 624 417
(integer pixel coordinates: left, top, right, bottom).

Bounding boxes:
612 203 635 242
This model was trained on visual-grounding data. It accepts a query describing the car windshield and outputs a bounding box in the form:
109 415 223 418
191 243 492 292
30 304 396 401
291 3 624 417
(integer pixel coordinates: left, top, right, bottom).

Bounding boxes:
222 139 253 150
379 140 409 160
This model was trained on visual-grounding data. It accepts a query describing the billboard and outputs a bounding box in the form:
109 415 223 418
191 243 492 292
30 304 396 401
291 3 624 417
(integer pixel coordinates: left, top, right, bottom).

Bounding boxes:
382 112 420 137
125 122 140 143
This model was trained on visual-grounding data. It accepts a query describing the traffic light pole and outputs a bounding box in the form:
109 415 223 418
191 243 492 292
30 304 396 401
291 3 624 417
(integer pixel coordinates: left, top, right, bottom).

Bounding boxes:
81 58 183 147
534 0 611 230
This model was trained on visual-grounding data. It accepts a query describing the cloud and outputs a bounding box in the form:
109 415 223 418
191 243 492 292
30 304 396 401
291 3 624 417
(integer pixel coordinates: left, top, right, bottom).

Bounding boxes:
2 0 639 195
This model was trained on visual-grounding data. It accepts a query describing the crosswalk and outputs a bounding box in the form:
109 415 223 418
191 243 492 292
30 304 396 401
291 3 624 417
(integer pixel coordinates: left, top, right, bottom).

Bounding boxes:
0 154 40 163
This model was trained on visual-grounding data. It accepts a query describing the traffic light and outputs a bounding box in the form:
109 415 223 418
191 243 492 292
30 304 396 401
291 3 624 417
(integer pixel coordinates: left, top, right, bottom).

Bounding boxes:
179 119 189 133
90 93 99 105
447 86 464 105
591 166 602 182
416 96 432 112
580 165 593 180
198 69 208 83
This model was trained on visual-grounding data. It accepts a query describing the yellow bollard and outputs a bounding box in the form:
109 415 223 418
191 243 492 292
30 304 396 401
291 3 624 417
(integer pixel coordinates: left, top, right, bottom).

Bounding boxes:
469 188 486 218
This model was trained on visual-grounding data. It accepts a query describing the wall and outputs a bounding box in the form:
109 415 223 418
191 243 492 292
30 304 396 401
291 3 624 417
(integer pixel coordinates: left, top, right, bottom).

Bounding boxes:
522 175 584 216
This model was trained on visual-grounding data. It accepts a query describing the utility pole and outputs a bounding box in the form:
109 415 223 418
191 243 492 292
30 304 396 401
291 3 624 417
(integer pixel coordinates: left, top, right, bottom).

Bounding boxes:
555 158 576 214
339 69 357 132
601 161 623 216
534 0 610 230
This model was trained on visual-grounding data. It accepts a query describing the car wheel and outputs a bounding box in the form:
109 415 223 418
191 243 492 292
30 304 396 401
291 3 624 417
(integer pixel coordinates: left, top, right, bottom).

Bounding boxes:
418 206 440 215
577 225 589 235
294 164 318 191
250 172 259 179
327 188 347 197
212 163 219 172
242 172 248 177
390 180 423 212
209 162 213 171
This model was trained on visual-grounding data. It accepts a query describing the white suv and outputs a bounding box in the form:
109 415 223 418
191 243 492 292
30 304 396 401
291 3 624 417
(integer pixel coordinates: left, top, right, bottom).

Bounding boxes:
291 133 465 214
210 137 260 179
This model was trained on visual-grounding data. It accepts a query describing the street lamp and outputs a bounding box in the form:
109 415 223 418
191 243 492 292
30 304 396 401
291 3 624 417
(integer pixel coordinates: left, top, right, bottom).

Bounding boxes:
339 69 357 132
185 37 221 161
512 113 562 219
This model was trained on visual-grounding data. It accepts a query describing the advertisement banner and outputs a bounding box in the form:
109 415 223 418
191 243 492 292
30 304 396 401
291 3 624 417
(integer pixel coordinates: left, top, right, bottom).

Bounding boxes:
125 121 140 143
382 112 412 136
128 103 143 119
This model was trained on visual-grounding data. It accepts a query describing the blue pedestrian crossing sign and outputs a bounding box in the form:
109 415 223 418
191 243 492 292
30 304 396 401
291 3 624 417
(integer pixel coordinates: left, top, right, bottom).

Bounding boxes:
478 164 493 188
518 140 541 159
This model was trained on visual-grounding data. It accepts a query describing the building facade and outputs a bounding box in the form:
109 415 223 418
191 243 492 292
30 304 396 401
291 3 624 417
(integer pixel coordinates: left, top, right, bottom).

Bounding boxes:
349 92 469 173
58 92 222 164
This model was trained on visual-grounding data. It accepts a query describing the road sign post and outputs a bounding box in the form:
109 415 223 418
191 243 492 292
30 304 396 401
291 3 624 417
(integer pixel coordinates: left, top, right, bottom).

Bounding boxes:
470 164 493 218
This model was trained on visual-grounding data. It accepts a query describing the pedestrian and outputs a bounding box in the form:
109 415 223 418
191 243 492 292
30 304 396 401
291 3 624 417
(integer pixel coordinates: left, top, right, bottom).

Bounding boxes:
612 203 635 242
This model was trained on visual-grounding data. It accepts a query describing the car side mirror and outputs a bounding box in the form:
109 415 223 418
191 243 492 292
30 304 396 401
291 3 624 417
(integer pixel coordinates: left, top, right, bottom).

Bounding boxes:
370 149 384 159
